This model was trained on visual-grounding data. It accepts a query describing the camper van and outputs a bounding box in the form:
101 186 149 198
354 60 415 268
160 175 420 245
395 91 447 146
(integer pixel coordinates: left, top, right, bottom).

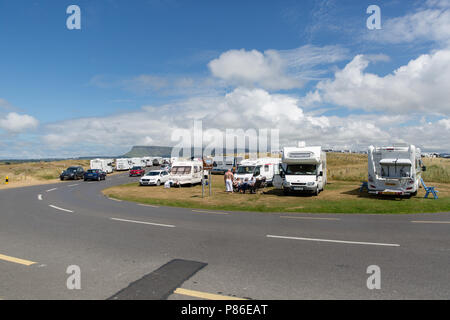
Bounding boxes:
273 146 327 195
368 144 424 196
130 157 146 167
90 159 113 174
115 158 132 171
234 158 281 184
169 159 204 186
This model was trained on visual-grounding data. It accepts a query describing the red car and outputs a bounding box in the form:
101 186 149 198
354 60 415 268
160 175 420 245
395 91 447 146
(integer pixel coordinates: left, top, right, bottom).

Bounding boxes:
129 166 145 177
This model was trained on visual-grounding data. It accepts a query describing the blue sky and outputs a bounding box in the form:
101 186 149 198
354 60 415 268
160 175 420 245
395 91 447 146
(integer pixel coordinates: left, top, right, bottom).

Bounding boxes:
0 0 449 158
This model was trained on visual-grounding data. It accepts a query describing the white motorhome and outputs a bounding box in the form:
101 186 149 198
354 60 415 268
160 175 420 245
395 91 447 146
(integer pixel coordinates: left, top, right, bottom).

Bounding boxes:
142 157 153 167
169 159 204 186
90 159 113 174
273 146 327 195
115 158 132 171
368 144 424 196
130 157 146 167
211 156 243 174
234 157 281 184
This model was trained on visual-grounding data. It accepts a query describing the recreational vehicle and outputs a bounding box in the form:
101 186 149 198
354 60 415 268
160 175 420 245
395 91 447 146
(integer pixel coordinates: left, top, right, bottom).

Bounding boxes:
115 158 132 171
90 159 113 174
130 157 146 167
234 157 281 184
368 144 424 196
169 159 204 186
273 146 327 195
211 156 243 174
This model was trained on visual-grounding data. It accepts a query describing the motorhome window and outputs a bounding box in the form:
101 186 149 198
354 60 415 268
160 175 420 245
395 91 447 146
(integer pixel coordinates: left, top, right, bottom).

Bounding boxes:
237 166 255 174
264 165 269 171
285 164 317 175
254 166 261 176
380 164 411 178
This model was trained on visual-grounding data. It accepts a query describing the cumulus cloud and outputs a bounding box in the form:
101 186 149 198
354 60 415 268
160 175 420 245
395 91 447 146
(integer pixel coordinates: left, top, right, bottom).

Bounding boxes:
303 50 450 115
366 0 450 45
38 87 450 157
0 112 39 133
208 45 349 90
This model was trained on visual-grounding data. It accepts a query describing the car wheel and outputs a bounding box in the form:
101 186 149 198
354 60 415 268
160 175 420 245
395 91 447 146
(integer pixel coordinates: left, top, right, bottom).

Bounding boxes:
156 180 161 186
315 187 319 196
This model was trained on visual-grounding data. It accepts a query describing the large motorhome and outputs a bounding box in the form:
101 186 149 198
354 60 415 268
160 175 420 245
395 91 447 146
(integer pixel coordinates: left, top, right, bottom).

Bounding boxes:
273 146 327 195
130 157 146 168
169 159 204 186
115 158 132 171
234 157 281 184
90 159 113 174
368 144 424 196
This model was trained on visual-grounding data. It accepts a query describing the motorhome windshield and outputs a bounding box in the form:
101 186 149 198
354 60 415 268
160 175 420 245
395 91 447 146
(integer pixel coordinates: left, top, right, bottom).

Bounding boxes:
172 166 191 175
380 164 411 178
286 164 317 175
237 166 255 174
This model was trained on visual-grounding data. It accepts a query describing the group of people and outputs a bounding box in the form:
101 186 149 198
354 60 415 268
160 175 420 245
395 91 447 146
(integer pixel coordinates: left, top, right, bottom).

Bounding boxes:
224 169 256 193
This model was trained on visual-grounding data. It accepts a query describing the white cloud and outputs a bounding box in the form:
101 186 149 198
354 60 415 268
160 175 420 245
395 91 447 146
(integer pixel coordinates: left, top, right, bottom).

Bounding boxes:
208 45 349 90
0 112 39 133
38 87 450 158
367 0 450 45
306 50 450 115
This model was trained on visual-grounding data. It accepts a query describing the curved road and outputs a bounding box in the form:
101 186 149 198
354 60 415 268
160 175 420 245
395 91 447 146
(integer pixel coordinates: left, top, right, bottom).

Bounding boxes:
0 172 449 299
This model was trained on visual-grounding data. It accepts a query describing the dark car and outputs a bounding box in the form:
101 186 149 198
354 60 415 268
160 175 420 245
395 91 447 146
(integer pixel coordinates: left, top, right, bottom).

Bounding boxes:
129 166 145 177
84 169 106 181
60 166 85 180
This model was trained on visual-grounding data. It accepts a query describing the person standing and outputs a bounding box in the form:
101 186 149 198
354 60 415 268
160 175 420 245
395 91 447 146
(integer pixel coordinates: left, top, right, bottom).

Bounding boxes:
224 169 234 193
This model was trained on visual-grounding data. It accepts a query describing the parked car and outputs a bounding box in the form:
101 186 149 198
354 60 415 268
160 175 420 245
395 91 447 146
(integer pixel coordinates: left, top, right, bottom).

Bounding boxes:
60 166 85 181
84 169 106 181
139 170 170 186
129 166 145 177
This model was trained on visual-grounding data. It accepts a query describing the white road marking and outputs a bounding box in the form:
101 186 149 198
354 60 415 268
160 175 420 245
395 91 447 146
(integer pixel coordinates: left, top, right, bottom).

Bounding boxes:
67 184 79 187
192 210 229 215
46 188 57 192
110 218 175 228
280 216 340 221
108 197 122 202
138 204 159 208
49 205 74 213
411 220 450 224
38 194 43 201
266 234 400 247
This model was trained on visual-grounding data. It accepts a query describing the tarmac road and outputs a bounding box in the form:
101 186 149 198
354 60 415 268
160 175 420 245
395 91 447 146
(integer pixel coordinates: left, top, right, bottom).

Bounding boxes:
0 171 449 300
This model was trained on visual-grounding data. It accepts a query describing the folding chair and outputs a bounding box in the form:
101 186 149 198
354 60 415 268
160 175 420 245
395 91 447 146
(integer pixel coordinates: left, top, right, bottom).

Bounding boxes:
420 178 439 199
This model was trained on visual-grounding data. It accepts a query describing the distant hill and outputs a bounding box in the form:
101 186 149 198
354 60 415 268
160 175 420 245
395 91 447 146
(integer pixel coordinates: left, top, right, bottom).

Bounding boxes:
122 146 174 158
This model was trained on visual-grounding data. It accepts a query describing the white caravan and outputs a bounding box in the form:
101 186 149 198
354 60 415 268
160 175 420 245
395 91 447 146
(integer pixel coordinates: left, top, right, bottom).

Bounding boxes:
234 157 281 184
368 144 424 196
169 159 204 186
130 157 146 167
142 157 153 167
273 146 327 195
211 156 243 174
90 159 113 174
115 158 132 171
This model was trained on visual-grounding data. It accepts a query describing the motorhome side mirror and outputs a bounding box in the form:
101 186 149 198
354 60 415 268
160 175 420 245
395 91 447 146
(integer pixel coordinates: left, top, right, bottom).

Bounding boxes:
319 171 323 176
422 166 427 172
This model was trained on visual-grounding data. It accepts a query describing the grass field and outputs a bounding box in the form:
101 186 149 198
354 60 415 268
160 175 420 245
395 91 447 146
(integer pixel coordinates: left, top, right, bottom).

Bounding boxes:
103 153 450 214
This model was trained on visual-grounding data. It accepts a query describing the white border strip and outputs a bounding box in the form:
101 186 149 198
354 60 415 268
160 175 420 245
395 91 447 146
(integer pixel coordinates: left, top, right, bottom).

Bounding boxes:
110 217 175 228
411 221 450 224
49 205 74 213
67 184 79 187
46 188 57 192
280 216 340 221
266 234 400 247
38 194 43 201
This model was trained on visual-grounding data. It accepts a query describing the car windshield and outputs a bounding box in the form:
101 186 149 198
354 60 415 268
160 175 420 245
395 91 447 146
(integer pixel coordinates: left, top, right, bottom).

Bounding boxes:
87 170 98 173
146 172 160 176
171 166 191 174
67 167 78 172
286 164 317 175
237 166 255 174
131 167 141 170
